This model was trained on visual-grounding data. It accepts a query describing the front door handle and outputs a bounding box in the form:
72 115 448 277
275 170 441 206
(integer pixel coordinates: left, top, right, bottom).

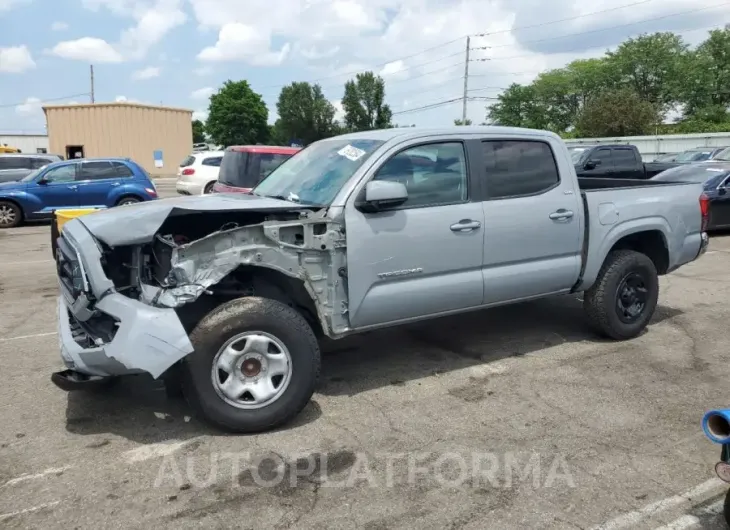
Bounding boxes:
67 185 78 190
549 209 574 220
111 182 120 186
450 219 481 232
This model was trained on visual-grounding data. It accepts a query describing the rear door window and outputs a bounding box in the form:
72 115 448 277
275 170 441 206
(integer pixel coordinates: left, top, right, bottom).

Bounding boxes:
611 148 638 167
0 157 30 170
78 161 116 180
202 156 222 167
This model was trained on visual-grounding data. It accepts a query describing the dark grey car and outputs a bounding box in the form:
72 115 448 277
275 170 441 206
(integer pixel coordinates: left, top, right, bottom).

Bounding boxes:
0 153 63 183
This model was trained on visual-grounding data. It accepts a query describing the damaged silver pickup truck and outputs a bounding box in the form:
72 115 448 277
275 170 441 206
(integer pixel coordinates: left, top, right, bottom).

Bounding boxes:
53 127 709 432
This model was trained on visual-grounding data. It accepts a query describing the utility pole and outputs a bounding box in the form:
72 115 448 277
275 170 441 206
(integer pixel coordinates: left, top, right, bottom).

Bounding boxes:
90 65 95 104
462 36 470 123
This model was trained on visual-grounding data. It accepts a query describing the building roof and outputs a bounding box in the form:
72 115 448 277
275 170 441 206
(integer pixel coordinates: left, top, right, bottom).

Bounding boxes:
42 101 193 114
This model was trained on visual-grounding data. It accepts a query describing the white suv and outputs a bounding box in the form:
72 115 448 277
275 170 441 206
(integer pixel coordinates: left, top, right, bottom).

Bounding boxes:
176 151 224 195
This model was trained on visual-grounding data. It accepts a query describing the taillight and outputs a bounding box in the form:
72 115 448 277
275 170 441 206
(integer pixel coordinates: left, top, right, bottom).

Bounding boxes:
182 168 195 176
145 187 157 196
700 192 710 231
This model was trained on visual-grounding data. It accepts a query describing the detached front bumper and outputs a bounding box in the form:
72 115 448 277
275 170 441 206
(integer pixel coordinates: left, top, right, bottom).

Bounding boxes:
54 220 195 383
56 294 194 379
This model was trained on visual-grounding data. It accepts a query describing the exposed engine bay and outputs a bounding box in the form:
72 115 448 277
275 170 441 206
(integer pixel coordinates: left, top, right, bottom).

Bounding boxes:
97 208 351 338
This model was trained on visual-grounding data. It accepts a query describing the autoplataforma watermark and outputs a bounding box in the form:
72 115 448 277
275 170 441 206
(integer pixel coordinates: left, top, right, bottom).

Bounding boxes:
153 450 575 490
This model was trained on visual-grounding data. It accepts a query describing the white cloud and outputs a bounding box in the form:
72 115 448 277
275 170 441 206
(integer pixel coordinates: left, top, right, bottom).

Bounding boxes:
0 0 29 12
191 87 214 100
197 23 291 66
0 45 36 73
380 60 408 80
131 66 160 80
192 110 208 121
77 0 186 60
51 37 124 63
15 97 42 115
115 95 128 102
51 21 69 31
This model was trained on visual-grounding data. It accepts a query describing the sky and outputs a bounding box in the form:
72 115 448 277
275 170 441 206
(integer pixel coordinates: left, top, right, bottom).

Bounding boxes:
0 0 728 135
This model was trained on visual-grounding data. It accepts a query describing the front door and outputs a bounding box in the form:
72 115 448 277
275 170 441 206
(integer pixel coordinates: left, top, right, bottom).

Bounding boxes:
28 163 79 217
477 138 583 304
344 140 484 329
582 147 614 177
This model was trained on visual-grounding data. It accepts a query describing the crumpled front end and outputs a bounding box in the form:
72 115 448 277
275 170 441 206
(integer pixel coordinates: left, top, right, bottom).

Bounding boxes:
54 199 348 381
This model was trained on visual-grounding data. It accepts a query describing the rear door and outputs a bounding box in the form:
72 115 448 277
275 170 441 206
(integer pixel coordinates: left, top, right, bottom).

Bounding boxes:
611 147 643 179
478 137 583 304
29 163 79 215
344 138 485 328
76 161 120 207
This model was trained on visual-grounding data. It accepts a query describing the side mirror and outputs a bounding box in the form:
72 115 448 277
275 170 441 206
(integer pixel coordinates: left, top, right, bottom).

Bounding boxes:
37 177 49 185
585 159 600 170
719 187 727 196
355 180 408 213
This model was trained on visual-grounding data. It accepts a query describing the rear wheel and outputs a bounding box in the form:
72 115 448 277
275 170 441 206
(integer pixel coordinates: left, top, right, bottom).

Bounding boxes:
116 196 140 206
182 297 321 433
584 250 659 340
0 201 21 228
203 181 215 194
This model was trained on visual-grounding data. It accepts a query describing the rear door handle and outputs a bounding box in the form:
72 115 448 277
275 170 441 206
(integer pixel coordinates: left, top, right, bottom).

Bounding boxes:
450 219 481 232
110 182 120 186
549 209 574 220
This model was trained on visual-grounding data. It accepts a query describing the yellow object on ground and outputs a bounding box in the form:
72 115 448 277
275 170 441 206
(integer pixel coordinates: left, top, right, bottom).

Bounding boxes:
55 208 100 232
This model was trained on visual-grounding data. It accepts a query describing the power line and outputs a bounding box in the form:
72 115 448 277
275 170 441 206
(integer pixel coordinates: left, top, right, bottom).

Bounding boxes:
0 93 91 109
252 0 658 94
470 2 730 52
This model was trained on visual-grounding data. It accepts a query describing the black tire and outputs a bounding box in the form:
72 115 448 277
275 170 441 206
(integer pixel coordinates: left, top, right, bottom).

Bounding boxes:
724 487 730 528
584 249 659 340
116 196 141 206
203 181 215 194
0 200 22 228
181 296 321 433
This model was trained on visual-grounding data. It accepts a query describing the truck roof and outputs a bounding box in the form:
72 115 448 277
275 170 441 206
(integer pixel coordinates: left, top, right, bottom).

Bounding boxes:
333 126 564 143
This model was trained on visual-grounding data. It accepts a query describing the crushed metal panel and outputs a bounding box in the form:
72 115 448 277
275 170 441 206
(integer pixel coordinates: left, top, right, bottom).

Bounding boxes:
145 213 351 336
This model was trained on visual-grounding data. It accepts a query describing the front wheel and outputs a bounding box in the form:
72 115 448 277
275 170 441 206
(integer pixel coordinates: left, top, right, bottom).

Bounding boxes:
584 249 659 340
182 297 321 433
0 201 21 228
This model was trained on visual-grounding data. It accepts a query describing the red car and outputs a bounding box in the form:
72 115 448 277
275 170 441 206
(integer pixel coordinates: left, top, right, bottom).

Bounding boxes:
212 145 301 194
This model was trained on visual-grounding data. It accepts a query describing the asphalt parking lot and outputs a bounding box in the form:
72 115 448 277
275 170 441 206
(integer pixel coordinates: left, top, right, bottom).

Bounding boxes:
2 179 730 529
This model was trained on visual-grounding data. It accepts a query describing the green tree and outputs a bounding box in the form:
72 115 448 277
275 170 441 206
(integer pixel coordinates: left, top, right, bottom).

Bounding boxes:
605 32 687 113
205 80 269 146
454 118 472 125
275 82 339 145
341 72 393 131
486 83 548 128
192 119 206 143
679 26 730 120
575 88 659 137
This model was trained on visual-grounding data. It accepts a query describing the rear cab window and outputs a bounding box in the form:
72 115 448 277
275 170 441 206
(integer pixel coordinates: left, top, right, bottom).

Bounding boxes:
481 140 560 199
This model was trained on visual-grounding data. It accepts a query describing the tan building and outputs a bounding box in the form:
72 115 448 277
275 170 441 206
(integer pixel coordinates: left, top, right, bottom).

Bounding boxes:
43 102 193 176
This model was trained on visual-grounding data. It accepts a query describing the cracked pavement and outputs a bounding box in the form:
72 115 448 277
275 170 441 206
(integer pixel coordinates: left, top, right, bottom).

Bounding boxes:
1 182 730 529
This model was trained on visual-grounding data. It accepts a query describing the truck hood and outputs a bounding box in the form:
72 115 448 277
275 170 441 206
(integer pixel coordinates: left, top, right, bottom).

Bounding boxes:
76 193 311 247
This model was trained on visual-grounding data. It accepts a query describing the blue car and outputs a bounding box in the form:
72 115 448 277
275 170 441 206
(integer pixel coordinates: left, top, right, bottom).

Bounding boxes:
0 158 158 228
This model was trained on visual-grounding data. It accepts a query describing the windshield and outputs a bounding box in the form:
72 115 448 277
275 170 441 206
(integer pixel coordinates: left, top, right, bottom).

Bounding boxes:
20 167 45 182
253 138 385 206
652 164 730 185
568 147 589 164
674 149 712 162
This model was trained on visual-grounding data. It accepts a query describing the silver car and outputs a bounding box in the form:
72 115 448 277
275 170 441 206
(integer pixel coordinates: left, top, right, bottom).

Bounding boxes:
0 153 63 183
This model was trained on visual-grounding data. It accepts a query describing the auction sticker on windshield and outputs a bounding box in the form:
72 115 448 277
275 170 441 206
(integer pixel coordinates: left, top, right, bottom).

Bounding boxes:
338 145 367 161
